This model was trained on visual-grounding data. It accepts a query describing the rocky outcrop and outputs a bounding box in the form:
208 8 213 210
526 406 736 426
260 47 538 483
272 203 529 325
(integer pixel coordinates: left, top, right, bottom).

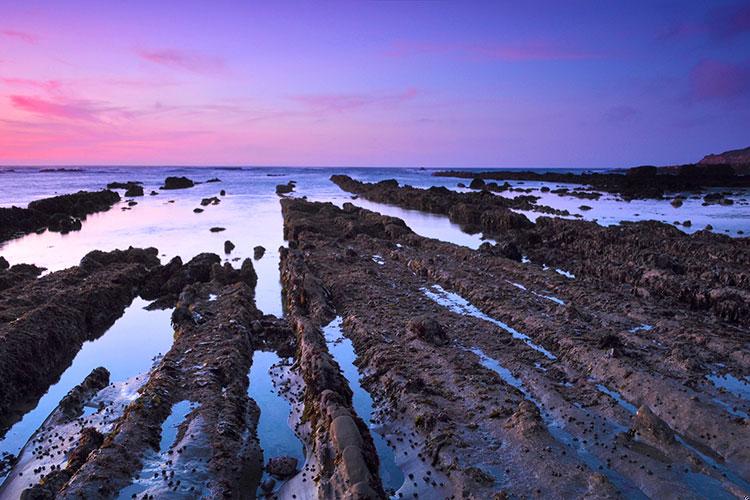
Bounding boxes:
279 198 750 498
280 242 385 499
160 176 195 190
332 176 750 323
435 161 750 199
51 259 271 498
0 190 120 242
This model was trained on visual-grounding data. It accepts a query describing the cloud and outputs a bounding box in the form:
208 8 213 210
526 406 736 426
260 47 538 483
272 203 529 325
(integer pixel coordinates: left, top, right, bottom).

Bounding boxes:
689 59 750 102
0 29 38 44
290 88 419 113
660 2 750 42
1 78 62 93
386 41 597 61
135 48 226 74
9 95 128 122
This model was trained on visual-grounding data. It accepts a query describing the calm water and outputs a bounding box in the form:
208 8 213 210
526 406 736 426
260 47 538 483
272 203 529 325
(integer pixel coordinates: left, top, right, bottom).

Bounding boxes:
0 298 173 479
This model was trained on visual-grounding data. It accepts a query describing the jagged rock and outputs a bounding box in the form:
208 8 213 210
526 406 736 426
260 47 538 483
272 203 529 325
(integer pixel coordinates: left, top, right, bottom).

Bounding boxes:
253 245 266 260
224 240 235 254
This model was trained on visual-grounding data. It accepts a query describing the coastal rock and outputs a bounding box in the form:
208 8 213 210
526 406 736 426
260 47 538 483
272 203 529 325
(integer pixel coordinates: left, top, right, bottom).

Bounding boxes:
124 184 144 197
266 456 298 478
224 240 235 254
253 245 266 260
160 176 195 190
407 316 449 346
200 196 220 206
276 182 295 195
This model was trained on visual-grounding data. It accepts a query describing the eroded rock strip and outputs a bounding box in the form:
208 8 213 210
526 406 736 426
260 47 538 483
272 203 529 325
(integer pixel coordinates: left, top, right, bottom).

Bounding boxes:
280 245 386 499
281 199 625 498
0 189 121 242
53 260 265 498
280 198 750 498
0 249 227 439
0 248 160 435
331 175 750 323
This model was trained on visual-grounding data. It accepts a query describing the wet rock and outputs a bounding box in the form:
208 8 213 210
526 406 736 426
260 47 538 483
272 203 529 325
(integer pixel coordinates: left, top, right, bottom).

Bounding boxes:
579 205 592 211
1 190 120 243
407 316 449 346
58 367 110 419
224 240 235 254
124 185 144 197
220 189 226 196
149 190 159 196
253 246 266 260
670 198 683 208
200 196 220 206
45 213 80 233
160 176 195 190
457 182 466 188
210 227 226 232
266 456 298 478
479 240 522 262
193 208 204 213
206 177 221 183
275 182 295 195
631 405 675 447
469 178 485 189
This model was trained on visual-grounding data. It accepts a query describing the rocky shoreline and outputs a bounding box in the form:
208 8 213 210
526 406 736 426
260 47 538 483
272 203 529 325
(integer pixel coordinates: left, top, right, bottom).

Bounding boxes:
279 198 750 498
434 163 750 200
332 175 750 323
0 190 120 243
0 173 748 498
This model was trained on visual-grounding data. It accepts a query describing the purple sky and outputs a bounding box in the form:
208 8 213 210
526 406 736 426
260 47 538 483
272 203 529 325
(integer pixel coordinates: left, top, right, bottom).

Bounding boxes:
1 0 749 167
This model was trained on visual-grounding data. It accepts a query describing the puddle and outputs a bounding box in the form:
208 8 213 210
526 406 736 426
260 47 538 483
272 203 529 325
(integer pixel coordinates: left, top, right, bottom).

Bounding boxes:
323 316 404 492
159 400 198 453
0 297 174 479
628 324 654 334
531 291 565 305
248 351 304 496
422 284 557 360
594 384 638 415
117 407 212 499
556 269 575 279
470 348 644 498
707 373 750 401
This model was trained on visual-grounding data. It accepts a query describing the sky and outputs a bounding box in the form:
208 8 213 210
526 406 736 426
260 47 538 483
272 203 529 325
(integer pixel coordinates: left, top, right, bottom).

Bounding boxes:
0 0 749 168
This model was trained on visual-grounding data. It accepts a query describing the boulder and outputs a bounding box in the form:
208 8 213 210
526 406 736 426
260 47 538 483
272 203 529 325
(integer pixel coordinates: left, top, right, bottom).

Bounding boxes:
161 176 194 190
407 316 449 346
266 456 298 478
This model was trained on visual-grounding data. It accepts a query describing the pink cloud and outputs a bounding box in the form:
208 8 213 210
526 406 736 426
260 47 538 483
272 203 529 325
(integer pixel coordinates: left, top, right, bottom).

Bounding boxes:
135 48 226 74
0 29 38 44
290 88 419 113
689 59 750 102
386 41 597 61
9 95 127 122
1 78 62 93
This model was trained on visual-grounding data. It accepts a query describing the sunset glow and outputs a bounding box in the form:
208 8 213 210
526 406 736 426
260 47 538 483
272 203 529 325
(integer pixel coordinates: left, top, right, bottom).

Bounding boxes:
1 0 749 167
